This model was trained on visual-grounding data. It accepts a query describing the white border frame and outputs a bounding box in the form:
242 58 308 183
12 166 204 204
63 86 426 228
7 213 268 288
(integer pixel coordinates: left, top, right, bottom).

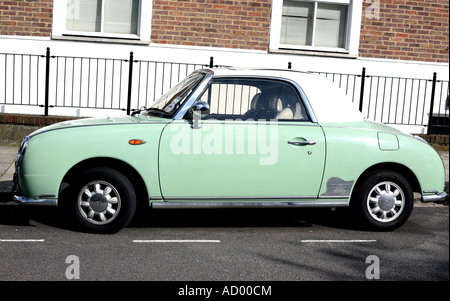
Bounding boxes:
52 0 152 43
269 0 362 56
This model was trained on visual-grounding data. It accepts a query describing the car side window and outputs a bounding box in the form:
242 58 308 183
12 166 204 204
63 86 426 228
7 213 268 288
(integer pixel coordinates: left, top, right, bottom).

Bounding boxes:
198 78 309 121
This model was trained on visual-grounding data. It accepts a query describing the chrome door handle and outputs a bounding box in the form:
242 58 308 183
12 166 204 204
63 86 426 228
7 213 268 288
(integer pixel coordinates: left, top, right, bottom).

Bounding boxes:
288 140 316 146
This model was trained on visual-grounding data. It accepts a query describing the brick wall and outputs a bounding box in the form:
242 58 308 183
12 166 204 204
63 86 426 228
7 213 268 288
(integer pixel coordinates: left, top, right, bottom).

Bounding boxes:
0 0 53 37
0 0 448 63
151 0 271 51
359 0 449 63
0 113 83 144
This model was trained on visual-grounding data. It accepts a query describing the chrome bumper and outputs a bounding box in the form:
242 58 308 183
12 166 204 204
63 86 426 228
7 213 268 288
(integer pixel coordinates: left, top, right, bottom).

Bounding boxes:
13 195 58 206
422 191 448 203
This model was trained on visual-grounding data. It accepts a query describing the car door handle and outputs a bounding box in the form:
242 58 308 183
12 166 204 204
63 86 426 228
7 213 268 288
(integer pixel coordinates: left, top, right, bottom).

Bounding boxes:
288 140 317 146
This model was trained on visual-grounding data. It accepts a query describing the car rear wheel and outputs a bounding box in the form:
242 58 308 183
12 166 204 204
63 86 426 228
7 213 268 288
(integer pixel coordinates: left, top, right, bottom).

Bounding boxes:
65 167 136 233
353 171 414 231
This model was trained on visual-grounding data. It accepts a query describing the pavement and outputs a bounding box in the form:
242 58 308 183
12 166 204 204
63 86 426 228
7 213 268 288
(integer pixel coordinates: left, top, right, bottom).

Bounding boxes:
0 146 18 199
0 145 448 206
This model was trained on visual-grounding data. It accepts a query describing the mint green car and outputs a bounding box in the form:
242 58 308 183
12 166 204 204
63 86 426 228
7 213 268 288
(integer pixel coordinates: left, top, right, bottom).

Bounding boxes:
13 68 447 233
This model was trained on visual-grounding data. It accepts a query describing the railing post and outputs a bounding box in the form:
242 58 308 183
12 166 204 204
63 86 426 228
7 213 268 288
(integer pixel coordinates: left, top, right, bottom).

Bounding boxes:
427 72 437 135
288 62 292 69
126 52 134 115
209 56 214 68
44 47 50 116
359 67 366 113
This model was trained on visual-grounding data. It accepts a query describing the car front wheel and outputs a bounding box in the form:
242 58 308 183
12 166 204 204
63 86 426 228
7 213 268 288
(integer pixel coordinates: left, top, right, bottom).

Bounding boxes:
353 171 414 231
65 167 137 234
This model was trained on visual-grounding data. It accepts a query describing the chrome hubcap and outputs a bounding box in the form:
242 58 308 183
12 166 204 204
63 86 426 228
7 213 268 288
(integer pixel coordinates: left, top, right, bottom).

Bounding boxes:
78 181 121 225
367 181 405 223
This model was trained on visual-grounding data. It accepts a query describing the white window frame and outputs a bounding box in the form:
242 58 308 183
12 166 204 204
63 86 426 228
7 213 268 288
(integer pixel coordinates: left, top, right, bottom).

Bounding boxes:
52 0 152 43
269 0 362 56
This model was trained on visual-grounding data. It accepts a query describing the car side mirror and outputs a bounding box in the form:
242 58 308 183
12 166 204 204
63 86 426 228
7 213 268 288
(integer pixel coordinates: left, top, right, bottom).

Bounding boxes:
189 101 210 129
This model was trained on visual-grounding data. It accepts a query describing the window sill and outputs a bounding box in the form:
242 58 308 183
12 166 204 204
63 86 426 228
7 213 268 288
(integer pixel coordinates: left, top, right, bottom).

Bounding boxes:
270 48 358 59
51 35 150 45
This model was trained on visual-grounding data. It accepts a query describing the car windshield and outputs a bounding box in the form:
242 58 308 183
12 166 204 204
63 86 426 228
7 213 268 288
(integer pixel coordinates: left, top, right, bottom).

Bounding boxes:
143 72 206 117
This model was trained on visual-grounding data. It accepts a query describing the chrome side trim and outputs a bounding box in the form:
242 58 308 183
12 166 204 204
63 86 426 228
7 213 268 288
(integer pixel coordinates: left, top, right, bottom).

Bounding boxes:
151 200 348 209
162 196 316 201
169 119 321 128
422 192 448 203
318 196 349 200
13 195 58 206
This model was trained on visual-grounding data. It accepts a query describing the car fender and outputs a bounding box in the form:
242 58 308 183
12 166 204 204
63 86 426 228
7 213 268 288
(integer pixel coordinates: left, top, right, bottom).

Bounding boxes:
319 124 445 203
17 123 166 202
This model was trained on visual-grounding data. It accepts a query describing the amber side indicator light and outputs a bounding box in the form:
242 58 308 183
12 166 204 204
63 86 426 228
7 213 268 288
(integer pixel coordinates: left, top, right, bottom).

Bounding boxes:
129 139 146 145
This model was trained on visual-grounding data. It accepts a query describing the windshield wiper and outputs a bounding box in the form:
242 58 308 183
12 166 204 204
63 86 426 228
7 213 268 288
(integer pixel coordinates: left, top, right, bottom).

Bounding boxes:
131 106 147 116
145 107 171 115
131 106 172 117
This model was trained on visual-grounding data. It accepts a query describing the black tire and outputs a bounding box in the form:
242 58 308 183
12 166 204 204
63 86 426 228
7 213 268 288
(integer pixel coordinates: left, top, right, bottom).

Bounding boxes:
63 167 136 234
352 171 414 231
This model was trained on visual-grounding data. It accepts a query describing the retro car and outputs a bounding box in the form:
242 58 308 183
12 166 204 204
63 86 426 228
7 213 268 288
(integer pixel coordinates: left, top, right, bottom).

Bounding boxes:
13 68 447 233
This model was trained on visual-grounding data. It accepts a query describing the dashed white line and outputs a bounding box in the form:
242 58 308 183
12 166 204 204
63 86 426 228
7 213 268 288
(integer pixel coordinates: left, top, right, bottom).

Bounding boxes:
0 238 376 243
0 239 45 242
301 239 377 243
133 239 220 243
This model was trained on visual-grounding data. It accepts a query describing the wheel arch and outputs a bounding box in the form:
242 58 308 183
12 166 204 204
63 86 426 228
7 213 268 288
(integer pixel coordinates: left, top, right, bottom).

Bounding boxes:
352 162 421 199
59 157 149 208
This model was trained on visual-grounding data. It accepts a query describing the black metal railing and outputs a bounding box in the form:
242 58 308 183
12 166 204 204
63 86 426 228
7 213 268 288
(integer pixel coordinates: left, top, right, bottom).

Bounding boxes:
1 48 448 134
1 48 205 116
305 65 449 134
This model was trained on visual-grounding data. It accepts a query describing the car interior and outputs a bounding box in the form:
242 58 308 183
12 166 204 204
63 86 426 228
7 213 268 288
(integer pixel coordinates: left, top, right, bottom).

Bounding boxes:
198 79 309 121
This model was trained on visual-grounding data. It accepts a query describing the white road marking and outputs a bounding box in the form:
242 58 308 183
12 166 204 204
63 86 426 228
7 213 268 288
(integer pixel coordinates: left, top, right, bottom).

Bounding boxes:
301 239 377 243
133 239 220 243
0 239 45 242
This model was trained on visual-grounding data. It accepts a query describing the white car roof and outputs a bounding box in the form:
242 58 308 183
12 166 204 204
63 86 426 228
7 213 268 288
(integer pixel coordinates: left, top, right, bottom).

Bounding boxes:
209 68 364 123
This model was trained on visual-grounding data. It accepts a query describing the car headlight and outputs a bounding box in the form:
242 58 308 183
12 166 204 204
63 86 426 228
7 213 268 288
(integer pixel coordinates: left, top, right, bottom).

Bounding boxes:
15 136 30 168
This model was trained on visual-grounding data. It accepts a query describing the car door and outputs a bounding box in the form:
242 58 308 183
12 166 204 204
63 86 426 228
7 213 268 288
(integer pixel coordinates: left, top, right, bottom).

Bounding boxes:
158 77 326 201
